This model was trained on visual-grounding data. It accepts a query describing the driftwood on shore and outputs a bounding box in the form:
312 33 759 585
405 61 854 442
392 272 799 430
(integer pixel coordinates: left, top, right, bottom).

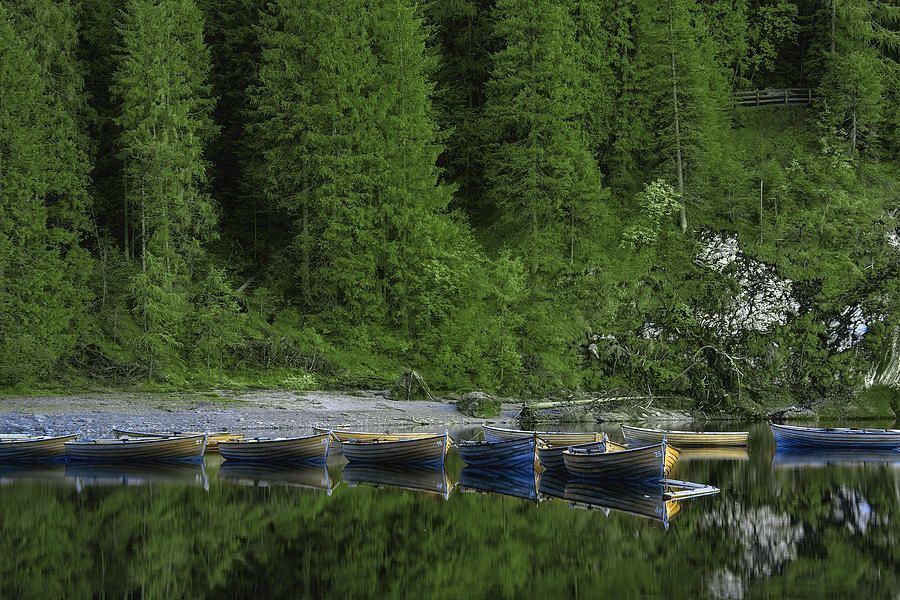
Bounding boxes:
519 395 687 424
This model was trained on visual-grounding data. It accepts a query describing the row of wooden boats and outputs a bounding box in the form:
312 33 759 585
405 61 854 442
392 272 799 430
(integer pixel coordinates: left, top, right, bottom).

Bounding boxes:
1 421 895 467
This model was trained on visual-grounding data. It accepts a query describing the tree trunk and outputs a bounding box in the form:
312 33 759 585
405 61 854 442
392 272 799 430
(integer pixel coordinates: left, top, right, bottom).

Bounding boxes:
670 45 686 233
849 108 857 155
830 0 836 53
302 198 311 305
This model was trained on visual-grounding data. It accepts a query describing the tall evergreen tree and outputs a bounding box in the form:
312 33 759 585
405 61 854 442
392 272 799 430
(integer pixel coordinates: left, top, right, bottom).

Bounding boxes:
483 0 607 281
633 0 731 230
199 0 265 265
428 0 496 216
0 9 90 383
815 0 898 156
250 0 382 323
113 0 218 376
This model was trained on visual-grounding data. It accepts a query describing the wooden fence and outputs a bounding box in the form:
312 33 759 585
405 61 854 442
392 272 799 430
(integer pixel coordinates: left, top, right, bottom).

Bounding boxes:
733 88 812 107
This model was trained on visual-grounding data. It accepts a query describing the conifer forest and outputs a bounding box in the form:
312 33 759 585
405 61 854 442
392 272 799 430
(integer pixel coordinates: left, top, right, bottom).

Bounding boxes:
1 0 898 412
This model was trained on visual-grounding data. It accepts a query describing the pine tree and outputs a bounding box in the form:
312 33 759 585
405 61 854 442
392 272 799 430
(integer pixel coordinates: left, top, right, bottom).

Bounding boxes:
428 0 496 216
483 0 607 282
250 0 382 324
815 0 898 156
633 0 731 230
369 0 463 335
113 0 218 375
199 0 265 264
0 10 89 383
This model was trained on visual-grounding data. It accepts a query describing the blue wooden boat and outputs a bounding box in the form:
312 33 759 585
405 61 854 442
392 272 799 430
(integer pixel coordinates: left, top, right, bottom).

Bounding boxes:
536 437 608 471
456 436 536 469
770 423 900 450
457 466 539 502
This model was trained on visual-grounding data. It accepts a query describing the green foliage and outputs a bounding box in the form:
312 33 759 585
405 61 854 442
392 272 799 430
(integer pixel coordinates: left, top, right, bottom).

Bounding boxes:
622 179 682 248
0 5 92 385
1 0 899 406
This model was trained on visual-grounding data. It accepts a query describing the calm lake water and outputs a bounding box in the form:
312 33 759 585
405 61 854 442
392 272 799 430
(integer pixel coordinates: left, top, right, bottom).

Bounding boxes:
1 422 898 599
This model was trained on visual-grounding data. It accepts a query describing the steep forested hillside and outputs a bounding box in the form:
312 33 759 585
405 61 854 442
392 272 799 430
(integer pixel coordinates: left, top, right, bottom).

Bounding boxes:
1 0 898 410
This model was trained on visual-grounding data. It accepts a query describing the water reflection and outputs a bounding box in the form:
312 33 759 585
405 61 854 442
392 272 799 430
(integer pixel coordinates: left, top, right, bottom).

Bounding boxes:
0 422 896 598
772 448 900 469
539 472 680 528
457 466 539 502
218 462 335 495
66 462 210 491
0 462 68 486
343 464 453 500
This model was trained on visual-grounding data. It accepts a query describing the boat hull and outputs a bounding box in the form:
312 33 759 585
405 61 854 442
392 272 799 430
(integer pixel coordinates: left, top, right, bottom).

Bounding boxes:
65 435 207 463
482 425 602 446
218 433 330 464
770 423 900 450
622 425 749 447
342 433 451 466
457 437 535 469
537 440 606 471
0 435 78 462
563 442 679 481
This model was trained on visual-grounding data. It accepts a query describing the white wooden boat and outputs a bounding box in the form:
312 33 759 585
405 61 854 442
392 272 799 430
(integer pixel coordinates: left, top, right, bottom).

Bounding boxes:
622 424 749 447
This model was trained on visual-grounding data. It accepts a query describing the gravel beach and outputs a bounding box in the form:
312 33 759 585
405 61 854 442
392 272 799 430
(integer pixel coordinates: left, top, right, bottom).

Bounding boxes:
0 390 521 438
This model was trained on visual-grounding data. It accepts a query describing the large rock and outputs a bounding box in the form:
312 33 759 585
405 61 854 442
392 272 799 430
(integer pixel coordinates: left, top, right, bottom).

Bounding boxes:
456 391 501 418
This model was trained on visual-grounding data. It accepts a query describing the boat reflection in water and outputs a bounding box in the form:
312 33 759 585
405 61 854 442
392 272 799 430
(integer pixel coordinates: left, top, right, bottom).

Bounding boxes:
457 466 540 502
772 448 900 470
676 447 750 462
0 463 69 486
342 464 453 500
218 462 335 495
539 472 719 529
65 462 210 491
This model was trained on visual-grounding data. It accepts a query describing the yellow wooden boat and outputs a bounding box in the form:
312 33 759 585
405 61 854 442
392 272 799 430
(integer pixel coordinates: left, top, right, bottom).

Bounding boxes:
0 434 78 462
621 425 749 447
342 433 452 466
65 434 207 463
312 426 435 443
113 429 243 453
482 424 603 447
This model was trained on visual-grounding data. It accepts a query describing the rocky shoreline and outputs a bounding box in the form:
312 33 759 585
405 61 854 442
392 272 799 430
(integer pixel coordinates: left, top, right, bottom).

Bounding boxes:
0 389 894 438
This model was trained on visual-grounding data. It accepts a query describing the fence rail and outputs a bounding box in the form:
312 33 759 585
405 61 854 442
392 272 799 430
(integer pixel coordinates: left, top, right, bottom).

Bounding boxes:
733 88 812 107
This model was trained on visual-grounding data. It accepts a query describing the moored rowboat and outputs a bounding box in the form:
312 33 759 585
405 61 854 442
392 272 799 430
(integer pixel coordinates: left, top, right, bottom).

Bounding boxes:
312 427 435 443
218 433 330 464
563 441 679 481
537 437 607 471
113 429 243 452
65 434 207 463
342 432 451 466
482 424 603 447
457 437 536 469
770 423 900 450
622 425 749 447
0 435 78 462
